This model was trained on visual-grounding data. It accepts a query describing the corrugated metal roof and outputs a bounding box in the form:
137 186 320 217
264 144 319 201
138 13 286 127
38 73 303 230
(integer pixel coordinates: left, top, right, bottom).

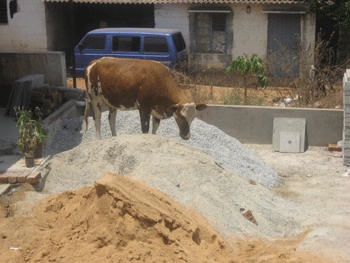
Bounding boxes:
43 0 306 4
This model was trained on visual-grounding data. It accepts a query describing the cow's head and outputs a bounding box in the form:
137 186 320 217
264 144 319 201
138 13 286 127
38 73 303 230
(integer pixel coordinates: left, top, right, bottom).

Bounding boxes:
167 103 207 140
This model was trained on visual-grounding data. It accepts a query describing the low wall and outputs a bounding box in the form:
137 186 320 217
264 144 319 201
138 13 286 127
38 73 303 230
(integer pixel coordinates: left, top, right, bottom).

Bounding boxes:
0 51 66 86
197 105 343 147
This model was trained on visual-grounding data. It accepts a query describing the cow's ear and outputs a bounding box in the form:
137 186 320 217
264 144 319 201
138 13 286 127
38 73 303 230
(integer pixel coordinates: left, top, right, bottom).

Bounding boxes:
166 104 180 114
196 103 207 111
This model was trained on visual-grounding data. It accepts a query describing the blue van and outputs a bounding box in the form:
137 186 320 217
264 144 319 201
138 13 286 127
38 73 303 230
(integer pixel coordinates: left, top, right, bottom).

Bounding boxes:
74 28 188 76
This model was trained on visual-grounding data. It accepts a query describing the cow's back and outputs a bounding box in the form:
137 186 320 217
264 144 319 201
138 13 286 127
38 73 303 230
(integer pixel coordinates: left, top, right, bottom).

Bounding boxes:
85 57 185 110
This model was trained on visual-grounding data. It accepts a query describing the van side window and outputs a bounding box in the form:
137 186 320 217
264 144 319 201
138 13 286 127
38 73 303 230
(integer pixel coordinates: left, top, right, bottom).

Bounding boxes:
144 37 169 53
113 36 141 52
172 33 186 52
81 35 105 50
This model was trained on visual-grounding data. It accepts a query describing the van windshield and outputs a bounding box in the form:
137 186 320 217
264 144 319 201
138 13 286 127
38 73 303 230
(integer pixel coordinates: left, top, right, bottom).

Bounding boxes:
81 35 106 50
172 32 186 52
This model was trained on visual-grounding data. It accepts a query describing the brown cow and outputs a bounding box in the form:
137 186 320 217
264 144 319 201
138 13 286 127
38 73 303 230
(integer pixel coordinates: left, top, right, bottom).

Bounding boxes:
84 57 207 140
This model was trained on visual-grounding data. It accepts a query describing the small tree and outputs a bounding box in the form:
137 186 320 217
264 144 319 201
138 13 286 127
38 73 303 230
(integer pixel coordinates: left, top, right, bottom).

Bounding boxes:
226 54 268 104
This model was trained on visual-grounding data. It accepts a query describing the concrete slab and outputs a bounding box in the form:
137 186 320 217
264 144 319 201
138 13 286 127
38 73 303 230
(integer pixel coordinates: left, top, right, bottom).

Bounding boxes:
279 132 301 153
0 108 19 153
272 118 306 152
0 184 10 196
0 155 48 174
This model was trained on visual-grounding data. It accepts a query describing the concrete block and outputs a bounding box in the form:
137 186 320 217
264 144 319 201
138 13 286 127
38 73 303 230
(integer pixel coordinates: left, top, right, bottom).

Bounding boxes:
273 118 306 152
279 132 301 153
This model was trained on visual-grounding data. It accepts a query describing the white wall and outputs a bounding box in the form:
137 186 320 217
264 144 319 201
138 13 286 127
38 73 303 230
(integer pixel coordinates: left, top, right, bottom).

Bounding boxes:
154 3 315 69
231 4 268 60
155 3 190 48
0 0 47 51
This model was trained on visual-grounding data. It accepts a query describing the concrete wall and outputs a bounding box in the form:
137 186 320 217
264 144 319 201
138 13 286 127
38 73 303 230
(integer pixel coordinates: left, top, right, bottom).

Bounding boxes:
0 0 47 51
197 105 343 146
0 51 67 86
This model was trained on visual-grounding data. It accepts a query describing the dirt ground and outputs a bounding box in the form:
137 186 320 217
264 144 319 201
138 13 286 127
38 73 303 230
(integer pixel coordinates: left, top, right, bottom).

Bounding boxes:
0 144 349 262
67 77 343 109
246 145 350 263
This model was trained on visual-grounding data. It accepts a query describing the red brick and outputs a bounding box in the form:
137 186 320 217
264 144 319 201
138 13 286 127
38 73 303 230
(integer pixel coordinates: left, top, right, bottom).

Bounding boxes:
242 209 258 226
17 173 29 183
327 144 342 152
26 172 41 184
0 173 8 184
8 173 19 184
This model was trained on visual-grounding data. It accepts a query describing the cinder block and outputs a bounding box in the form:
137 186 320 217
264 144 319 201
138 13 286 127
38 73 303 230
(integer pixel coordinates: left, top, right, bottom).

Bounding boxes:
273 118 306 152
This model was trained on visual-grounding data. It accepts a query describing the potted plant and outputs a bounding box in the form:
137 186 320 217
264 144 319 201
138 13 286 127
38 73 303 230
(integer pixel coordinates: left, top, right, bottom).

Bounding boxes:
15 107 47 168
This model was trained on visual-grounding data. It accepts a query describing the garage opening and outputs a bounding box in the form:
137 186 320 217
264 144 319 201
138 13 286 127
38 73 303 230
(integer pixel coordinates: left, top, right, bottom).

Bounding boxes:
45 2 154 71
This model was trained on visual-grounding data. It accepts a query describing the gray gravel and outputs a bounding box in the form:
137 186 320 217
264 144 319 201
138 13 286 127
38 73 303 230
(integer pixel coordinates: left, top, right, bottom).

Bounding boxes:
45 110 281 189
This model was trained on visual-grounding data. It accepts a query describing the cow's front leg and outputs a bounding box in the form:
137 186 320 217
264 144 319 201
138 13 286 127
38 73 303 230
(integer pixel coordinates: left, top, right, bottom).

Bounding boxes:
108 107 117 136
92 103 102 140
152 116 160 134
139 110 151 134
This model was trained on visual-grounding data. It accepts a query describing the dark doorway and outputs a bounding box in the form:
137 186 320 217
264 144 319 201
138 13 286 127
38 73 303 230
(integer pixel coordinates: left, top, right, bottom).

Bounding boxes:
45 2 154 70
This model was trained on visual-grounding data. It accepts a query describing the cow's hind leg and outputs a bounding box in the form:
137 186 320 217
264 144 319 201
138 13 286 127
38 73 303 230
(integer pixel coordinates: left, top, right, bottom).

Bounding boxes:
91 103 102 140
108 107 117 136
152 116 160 134
139 110 151 134
84 99 90 133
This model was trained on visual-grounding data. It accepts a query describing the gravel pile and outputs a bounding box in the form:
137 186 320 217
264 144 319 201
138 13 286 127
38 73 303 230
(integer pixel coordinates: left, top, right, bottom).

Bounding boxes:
45 111 281 189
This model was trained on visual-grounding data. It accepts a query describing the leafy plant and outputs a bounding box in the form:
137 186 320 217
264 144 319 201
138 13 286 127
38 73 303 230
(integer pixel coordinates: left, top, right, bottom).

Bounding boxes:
226 54 268 104
307 0 350 31
15 107 47 156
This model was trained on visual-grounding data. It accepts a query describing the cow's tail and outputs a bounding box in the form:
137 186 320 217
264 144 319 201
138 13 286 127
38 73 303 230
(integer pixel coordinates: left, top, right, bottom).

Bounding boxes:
84 98 90 133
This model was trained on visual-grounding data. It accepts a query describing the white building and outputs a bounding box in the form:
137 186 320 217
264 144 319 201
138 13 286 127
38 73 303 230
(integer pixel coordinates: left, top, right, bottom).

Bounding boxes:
0 0 315 75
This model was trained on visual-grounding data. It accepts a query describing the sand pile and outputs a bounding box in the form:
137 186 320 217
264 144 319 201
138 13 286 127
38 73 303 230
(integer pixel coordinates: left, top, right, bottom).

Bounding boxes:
41 134 309 238
13 172 236 263
0 173 326 263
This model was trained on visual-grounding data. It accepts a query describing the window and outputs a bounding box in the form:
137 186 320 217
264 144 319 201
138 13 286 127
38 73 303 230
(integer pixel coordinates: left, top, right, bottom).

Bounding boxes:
112 36 141 52
144 36 169 53
81 35 105 50
172 32 186 52
195 13 226 53
0 0 8 24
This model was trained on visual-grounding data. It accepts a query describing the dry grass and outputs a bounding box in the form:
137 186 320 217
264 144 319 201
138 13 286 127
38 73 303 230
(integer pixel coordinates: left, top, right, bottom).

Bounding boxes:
173 33 348 109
